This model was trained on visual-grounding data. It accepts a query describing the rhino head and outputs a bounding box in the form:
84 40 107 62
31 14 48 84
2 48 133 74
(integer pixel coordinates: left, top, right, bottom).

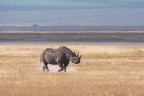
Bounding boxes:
71 52 82 64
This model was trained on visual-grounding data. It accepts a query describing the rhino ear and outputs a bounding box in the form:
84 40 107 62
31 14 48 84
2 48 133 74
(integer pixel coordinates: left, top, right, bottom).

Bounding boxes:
73 52 76 56
79 55 82 59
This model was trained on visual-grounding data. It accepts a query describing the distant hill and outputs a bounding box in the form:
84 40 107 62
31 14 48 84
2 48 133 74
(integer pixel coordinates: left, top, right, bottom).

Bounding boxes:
0 26 144 32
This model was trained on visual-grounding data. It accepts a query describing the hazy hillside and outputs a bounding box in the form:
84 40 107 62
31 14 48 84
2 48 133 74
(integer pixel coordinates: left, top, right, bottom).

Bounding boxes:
0 32 144 42
0 26 144 32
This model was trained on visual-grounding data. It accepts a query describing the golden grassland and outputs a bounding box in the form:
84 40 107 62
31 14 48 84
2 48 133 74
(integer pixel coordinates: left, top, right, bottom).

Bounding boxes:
1 42 144 96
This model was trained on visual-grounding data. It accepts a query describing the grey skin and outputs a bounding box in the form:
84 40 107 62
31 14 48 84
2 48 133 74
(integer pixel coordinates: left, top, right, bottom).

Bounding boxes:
40 46 82 72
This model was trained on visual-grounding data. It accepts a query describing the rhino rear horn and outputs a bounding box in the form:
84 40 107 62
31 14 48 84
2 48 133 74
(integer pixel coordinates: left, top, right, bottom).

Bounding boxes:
73 52 75 55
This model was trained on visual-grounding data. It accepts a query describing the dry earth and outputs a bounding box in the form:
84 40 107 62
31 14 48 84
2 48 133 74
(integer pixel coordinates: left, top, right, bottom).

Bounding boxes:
0 42 144 96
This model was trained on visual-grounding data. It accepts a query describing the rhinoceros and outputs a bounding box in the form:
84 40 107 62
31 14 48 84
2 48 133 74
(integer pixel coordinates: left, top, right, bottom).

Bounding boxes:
40 46 82 72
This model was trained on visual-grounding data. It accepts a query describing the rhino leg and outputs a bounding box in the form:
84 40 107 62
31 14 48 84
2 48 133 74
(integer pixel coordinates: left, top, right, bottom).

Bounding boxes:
63 66 67 72
45 64 49 71
42 62 49 71
58 63 63 72
63 61 69 72
43 65 45 71
63 63 69 72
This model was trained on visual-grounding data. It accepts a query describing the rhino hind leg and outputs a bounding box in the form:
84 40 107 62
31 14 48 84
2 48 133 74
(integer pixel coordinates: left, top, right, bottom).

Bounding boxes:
42 62 49 71
43 65 45 71
45 64 49 71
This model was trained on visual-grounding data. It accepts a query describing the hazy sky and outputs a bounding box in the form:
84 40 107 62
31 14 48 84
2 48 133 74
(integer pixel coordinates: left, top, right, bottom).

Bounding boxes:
1 0 144 9
0 0 144 26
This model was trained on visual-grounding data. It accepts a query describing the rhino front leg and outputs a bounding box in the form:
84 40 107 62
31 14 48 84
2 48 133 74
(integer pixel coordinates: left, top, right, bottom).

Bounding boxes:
58 63 63 72
63 63 69 72
63 66 68 72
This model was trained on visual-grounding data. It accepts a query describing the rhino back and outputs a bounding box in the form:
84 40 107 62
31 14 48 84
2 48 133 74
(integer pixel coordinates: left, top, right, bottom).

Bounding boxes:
40 48 50 62
44 50 66 64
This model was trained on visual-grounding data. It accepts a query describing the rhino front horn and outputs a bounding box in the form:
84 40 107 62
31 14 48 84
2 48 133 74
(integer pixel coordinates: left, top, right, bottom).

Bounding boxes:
77 52 79 57
79 55 82 59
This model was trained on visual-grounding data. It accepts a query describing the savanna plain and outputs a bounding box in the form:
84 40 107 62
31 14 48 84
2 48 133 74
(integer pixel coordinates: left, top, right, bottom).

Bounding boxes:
1 40 144 96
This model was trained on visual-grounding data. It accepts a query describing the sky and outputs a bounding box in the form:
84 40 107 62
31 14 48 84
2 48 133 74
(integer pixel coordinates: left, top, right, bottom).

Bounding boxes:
0 0 144 26
1 0 144 9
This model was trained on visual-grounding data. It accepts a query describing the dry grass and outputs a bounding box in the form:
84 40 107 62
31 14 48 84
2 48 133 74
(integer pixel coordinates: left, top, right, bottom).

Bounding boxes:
1 42 144 96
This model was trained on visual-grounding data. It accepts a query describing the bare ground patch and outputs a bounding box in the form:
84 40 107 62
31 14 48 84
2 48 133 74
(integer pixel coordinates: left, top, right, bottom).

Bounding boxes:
38 63 77 73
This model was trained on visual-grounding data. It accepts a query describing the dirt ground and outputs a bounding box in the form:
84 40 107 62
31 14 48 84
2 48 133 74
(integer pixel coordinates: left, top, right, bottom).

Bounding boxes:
0 42 144 96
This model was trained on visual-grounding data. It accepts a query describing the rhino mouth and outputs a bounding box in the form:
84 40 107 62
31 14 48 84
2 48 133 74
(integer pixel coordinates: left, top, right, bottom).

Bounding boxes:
73 61 80 64
74 63 79 64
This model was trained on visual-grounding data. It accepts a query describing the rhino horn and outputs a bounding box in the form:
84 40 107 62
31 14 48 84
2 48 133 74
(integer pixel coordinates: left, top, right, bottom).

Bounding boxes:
79 55 82 59
77 52 79 57
73 52 76 56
